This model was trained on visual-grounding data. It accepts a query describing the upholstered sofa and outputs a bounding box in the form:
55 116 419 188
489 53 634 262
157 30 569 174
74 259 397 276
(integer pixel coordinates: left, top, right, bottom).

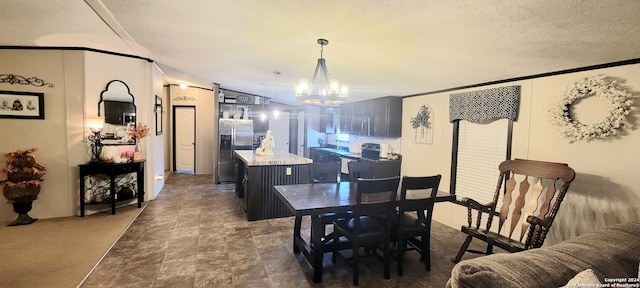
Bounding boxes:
447 222 640 288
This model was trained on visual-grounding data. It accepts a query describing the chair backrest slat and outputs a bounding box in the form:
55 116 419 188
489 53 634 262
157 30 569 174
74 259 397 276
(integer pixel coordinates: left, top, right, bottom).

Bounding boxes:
354 177 400 230
520 178 544 241
398 175 442 224
537 179 557 219
498 174 516 233
509 175 529 238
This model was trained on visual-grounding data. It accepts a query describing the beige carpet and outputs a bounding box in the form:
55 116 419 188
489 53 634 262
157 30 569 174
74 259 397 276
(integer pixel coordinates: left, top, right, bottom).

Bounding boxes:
0 203 145 288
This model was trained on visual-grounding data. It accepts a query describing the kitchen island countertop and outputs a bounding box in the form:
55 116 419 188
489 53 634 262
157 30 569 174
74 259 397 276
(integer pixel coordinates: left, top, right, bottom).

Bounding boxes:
235 150 313 166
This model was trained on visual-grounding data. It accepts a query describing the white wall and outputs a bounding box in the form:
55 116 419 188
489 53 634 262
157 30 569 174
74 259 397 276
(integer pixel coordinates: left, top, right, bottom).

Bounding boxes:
401 64 640 245
0 48 164 222
0 49 84 221
168 85 215 174
149 67 166 197
85 52 164 204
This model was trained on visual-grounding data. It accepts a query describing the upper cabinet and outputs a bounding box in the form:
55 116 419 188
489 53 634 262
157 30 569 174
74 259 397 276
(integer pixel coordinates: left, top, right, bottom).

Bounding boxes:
351 100 372 136
339 104 352 134
338 96 402 138
371 97 402 137
319 112 335 133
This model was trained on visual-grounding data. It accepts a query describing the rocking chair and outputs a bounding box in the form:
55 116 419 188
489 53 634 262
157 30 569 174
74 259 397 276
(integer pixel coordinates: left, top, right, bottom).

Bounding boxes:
452 159 575 263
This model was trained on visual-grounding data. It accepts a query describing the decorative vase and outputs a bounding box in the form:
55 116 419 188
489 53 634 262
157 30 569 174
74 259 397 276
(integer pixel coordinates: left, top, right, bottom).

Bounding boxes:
100 146 118 163
9 201 37 226
133 142 143 161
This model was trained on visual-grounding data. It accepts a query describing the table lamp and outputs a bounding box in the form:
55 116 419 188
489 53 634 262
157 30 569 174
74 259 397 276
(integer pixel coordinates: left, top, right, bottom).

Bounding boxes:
87 116 105 162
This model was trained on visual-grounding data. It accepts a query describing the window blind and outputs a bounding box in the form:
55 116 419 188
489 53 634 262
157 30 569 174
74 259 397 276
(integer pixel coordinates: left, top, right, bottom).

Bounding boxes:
455 119 509 208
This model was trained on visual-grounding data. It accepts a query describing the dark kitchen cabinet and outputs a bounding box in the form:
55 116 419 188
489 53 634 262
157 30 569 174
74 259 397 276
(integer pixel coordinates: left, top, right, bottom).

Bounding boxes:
339 105 352 133
370 96 402 137
337 97 402 137
351 100 372 136
319 112 334 133
352 100 372 117
309 148 340 162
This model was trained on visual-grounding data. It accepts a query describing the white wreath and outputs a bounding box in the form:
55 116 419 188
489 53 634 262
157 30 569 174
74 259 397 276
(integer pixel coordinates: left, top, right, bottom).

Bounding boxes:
549 75 635 142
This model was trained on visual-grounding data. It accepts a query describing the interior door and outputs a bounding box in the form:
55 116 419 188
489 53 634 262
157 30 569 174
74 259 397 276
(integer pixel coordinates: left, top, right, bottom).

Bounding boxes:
269 111 290 154
174 106 195 174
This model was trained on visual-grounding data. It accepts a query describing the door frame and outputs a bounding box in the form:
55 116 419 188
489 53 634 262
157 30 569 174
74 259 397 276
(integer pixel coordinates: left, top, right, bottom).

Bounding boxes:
172 105 196 173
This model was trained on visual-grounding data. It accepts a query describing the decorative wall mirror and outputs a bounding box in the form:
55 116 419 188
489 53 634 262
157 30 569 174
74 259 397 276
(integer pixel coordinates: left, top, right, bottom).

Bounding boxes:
98 80 137 145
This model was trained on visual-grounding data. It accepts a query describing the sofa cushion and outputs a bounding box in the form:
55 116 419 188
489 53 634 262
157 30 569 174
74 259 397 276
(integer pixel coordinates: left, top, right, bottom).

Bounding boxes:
446 222 640 288
561 269 600 287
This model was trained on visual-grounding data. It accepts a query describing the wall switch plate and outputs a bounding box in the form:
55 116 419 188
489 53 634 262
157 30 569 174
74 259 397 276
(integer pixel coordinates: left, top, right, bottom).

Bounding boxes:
286 167 292 175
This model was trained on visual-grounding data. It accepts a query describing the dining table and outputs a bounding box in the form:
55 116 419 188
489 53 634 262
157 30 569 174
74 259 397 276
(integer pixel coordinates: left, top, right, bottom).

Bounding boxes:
273 181 455 283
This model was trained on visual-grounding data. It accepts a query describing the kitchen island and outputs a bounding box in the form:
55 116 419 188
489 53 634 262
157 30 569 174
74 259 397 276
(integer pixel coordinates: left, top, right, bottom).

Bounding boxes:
234 150 312 221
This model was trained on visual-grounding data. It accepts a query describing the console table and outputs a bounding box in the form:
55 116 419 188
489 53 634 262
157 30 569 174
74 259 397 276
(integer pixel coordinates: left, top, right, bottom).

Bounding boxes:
79 161 145 217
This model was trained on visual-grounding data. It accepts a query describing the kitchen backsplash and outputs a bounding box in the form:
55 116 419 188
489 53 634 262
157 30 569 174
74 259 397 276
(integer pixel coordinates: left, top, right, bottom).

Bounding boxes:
326 135 401 155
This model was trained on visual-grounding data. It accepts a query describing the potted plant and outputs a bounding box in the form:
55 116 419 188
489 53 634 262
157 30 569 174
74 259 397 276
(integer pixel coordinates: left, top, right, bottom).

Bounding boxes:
0 148 46 226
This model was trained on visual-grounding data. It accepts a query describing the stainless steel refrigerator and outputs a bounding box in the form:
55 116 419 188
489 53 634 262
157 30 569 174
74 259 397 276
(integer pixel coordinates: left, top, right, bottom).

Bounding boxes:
217 119 253 183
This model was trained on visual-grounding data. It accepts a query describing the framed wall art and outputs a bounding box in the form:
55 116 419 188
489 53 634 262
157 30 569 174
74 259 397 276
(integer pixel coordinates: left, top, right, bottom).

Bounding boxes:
0 90 44 119
411 104 433 144
155 95 163 135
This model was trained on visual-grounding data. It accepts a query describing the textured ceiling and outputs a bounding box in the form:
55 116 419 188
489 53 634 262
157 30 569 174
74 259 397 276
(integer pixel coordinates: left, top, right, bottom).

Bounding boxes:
2 0 639 105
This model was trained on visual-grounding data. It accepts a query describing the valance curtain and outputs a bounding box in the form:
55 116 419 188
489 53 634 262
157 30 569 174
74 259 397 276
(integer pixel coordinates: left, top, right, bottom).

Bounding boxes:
449 86 521 123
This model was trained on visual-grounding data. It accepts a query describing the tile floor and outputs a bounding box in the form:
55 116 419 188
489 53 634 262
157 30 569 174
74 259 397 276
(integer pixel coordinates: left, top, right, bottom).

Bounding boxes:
81 173 483 288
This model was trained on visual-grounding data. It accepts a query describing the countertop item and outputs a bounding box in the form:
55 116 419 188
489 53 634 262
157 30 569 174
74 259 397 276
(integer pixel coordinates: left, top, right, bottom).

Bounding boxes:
361 143 381 159
235 150 312 166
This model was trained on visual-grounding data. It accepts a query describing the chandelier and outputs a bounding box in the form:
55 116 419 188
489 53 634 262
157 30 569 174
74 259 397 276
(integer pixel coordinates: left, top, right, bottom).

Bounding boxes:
295 39 348 105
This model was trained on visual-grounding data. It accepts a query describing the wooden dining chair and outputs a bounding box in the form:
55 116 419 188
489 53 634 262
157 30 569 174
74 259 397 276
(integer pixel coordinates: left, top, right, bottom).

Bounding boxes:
309 161 341 183
395 174 442 276
452 159 576 263
332 176 401 286
305 161 350 245
347 161 362 182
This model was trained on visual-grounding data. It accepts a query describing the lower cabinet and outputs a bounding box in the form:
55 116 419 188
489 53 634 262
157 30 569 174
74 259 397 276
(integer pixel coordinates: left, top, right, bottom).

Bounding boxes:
310 148 401 180
309 148 340 162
